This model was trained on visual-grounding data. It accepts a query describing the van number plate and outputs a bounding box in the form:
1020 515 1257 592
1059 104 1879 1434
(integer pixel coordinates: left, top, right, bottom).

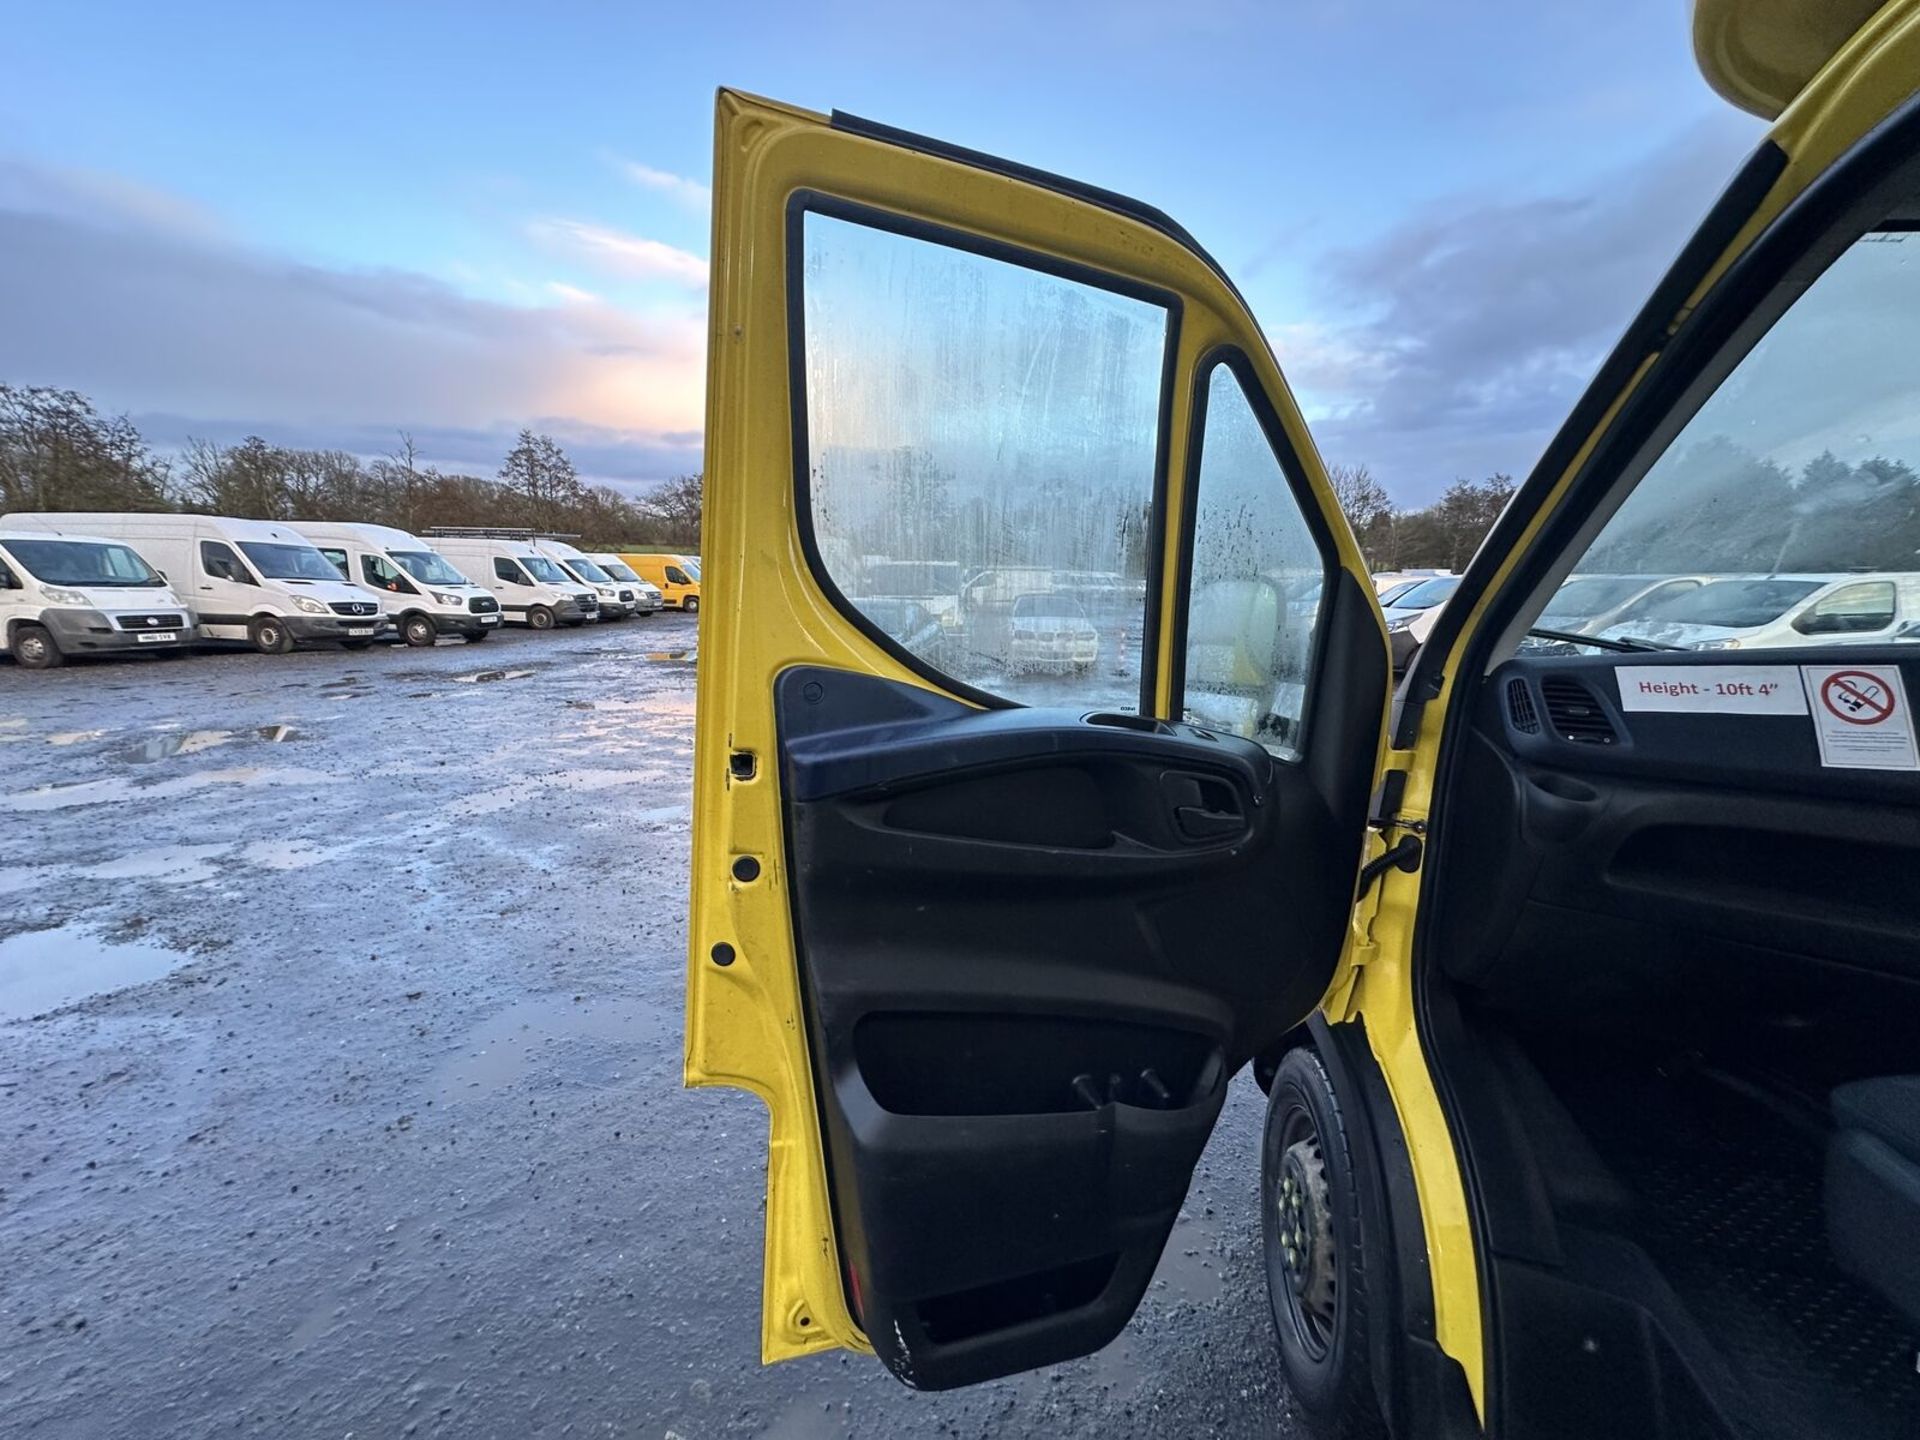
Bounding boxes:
136 632 177 644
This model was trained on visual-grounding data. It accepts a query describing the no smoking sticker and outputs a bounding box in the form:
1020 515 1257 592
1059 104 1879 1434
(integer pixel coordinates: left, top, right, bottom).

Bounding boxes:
1800 665 1919 770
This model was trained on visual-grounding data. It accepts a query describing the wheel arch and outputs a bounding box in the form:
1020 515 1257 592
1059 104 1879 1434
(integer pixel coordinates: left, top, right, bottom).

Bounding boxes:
1304 1014 1482 1440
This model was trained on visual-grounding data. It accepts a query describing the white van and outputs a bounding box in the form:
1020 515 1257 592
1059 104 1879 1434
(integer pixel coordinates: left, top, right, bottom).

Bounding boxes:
0 528 194 669
294 522 502 646
587 553 664 615
1606 573 1920 651
1 513 383 653
532 538 649 620
426 533 600 629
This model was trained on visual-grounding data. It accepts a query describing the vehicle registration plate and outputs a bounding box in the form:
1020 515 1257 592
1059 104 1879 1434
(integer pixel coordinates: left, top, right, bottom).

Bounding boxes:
345 626 374 636
136 632 176 644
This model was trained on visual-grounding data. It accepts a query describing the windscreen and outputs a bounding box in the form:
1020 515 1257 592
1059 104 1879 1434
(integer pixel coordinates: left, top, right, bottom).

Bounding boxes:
2 539 160 587
390 550 468 585
237 542 342 582
563 557 612 583
1634 578 1824 629
599 560 641 582
521 555 569 585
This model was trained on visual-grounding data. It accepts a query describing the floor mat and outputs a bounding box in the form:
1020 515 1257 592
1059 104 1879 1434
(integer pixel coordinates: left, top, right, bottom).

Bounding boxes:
1552 1061 1920 1440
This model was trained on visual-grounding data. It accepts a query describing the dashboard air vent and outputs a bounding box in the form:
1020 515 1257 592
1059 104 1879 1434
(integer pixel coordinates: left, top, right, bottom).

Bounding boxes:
1506 678 1541 734
1540 677 1617 745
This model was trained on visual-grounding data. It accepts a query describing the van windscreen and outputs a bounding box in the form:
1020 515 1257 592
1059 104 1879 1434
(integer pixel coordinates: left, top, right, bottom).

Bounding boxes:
390 550 468 585
238 542 344 582
2 540 160 587
521 555 569 584
564 558 612 583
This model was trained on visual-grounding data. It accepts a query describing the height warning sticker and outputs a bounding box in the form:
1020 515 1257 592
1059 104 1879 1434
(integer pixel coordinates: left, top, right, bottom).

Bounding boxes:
1615 665 1807 714
1799 665 1920 770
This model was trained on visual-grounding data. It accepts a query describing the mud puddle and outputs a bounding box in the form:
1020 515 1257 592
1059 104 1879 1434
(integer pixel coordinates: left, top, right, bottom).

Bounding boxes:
119 725 301 764
0 925 194 1021
431 993 665 1099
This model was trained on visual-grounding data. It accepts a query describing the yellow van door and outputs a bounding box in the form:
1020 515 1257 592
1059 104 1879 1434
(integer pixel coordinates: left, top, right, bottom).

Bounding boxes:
685 89 1392 1388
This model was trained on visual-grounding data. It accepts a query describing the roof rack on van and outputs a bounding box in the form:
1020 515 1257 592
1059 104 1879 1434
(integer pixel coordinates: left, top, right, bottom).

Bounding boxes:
421 526 583 541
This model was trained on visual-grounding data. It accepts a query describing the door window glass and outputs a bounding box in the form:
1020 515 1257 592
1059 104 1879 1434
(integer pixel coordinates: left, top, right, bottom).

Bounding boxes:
493 558 527 585
362 554 410 592
799 208 1168 710
664 566 691 586
1537 230 1920 654
318 547 349 578
200 541 253 584
1793 581 1897 636
1181 363 1327 759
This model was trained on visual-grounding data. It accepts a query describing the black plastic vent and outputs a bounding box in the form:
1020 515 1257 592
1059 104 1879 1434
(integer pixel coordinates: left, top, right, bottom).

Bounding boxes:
1540 677 1617 744
1506 678 1541 734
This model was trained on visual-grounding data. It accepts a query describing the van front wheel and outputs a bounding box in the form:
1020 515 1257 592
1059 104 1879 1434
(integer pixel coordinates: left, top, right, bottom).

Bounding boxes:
527 606 556 631
13 623 62 670
682 596 699 614
249 616 295 655
402 614 439 647
1262 1045 1384 1439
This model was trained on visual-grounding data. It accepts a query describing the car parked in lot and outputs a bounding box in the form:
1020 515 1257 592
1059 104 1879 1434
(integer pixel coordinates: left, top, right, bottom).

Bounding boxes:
3 512 383 653
1380 574 1461 668
1005 593 1099 674
0 528 193 668
687 7 1920 1436
295 521 501 645
1605 572 1920 651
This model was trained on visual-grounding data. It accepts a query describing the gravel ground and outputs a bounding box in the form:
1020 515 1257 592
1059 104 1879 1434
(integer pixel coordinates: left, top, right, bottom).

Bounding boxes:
0 615 1303 1438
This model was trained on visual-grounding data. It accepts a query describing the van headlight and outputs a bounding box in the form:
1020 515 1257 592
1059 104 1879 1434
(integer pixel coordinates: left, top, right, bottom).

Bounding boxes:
431 591 463 606
1384 615 1415 633
39 585 89 606
292 596 330 615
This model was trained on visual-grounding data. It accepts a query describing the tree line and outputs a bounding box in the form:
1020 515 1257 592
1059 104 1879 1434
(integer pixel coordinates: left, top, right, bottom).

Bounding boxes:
0 385 702 550
1329 464 1517 572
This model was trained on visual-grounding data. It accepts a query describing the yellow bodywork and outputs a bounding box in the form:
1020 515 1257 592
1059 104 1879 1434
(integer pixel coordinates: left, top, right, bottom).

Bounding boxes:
687 0 1920 1416
685 89 1389 1367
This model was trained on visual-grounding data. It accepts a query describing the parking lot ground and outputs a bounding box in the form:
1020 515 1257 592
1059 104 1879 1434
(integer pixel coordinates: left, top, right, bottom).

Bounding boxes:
0 616 1301 1439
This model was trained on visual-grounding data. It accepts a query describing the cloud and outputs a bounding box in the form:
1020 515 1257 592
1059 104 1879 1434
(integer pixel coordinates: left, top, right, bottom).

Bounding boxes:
528 217 709 287
0 159 706 487
612 157 711 212
1279 112 1762 504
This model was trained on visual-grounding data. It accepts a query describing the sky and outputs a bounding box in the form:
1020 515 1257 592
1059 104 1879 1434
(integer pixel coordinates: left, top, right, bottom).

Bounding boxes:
0 1 1767 505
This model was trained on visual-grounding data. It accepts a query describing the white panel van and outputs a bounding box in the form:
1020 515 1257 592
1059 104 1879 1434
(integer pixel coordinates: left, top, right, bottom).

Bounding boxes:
1 513 383 654
294 522 502 646
532 538 654 620
426 533 600 629
587 553 664 615
0 528 194 669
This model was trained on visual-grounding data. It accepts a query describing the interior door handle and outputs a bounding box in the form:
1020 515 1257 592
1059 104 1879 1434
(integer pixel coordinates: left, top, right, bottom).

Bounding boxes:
1175 804 1244 842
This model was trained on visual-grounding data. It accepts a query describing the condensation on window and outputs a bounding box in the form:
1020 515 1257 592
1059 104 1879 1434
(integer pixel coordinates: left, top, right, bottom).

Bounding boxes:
1183 365 1325 758
801 212 1167 710
1533 230 1920 656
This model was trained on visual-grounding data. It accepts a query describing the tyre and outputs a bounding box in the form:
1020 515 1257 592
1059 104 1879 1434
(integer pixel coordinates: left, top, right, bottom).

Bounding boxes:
402 613 439 648
465 628 490 642
527 606 556 631
682 596 699 614
1263 1046 1385 1439
12 623 62 670
249 615 295 655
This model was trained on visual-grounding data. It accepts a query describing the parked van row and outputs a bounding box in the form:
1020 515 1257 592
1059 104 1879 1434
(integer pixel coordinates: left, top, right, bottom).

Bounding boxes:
0 511 699 669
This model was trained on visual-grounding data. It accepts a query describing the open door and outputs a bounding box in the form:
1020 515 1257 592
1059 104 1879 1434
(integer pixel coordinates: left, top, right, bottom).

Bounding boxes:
686 90 1391 1390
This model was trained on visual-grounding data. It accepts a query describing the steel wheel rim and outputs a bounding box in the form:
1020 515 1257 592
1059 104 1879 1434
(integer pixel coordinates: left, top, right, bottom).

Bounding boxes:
19 634 47 662
1275 1102 1337 1361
